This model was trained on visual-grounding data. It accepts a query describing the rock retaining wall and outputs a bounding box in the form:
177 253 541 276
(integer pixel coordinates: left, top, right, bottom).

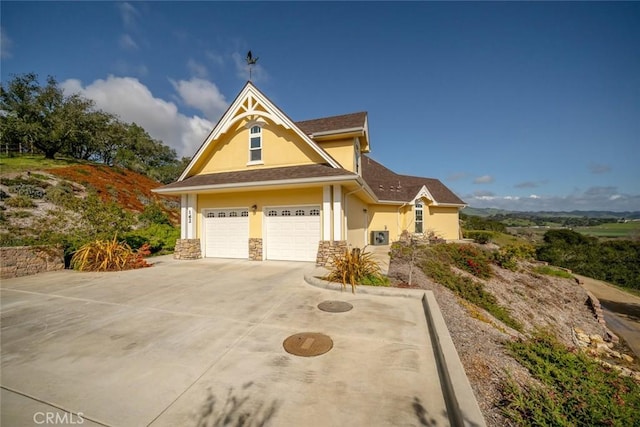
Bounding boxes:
0 245 64 279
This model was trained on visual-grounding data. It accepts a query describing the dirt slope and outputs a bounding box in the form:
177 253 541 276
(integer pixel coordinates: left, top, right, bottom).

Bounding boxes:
389 255 630 426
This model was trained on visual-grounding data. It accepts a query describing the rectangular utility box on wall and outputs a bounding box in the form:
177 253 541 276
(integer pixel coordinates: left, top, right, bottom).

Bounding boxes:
371 230 389 245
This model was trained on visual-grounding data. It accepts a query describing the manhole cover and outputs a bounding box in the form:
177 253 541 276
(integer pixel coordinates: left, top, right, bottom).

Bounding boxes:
283 333 333 357
317 300 353 313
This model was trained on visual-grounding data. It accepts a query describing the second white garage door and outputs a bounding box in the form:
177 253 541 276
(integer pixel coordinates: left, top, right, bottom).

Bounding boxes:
203 208 249 259
265 206 321 262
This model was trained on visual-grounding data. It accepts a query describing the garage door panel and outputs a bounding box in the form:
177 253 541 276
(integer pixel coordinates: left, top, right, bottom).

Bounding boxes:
265 207 320 262
204 209 249 259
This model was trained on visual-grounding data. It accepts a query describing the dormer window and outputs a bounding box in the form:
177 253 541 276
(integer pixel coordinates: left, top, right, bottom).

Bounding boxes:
249 125 262 163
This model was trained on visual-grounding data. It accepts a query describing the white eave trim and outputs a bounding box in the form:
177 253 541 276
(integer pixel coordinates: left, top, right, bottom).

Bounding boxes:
153 175 359 194
310 127 365 138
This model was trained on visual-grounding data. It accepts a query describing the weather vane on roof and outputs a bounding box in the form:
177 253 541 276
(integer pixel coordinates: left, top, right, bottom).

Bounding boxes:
246 50 259 81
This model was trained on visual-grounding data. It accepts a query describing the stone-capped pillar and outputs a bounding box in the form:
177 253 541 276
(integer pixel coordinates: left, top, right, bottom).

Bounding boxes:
174 239 201 260
316 240 347 266
249 238 263 261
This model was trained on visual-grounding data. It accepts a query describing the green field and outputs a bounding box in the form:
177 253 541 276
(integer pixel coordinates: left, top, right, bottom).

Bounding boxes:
574 222 640 238
0 155 84 174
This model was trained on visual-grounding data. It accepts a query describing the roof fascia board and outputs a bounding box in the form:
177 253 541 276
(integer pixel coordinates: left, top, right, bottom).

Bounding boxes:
310 127 364 138
179 83 339 181
153 175 359 194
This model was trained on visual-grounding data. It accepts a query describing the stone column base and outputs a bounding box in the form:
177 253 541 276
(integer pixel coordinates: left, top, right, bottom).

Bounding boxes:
316 240 348 266
174 239 202 260
249 238 263 261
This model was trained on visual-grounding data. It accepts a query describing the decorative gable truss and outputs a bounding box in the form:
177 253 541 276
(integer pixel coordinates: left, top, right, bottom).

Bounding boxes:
179 82 340 181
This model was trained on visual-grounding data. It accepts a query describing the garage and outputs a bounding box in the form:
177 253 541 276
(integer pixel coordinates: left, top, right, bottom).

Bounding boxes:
203 208 249 258
265 206 321 261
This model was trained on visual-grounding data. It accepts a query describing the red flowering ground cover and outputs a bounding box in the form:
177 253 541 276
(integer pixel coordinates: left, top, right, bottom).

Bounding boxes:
48 164 179 224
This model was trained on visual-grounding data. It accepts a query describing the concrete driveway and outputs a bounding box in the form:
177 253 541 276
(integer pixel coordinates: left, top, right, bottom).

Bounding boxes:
1 256 458 426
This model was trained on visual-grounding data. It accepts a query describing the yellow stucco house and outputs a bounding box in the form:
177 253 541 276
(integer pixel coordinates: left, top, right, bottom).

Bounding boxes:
154 82 465 263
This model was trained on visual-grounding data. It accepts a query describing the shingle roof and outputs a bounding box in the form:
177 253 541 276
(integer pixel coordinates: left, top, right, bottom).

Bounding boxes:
361 155 465 205
157 163 357 191
295 112 367 135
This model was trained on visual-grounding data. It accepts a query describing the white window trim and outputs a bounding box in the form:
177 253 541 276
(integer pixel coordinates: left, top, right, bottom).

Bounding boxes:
414 199 424 234
248 124 263 165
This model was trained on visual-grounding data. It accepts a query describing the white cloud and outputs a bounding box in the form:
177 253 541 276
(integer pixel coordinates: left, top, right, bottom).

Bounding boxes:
447 172 467 182
589 162 612 174
119 34 138 50
205 50 225 67
170 77 228 121
464 186 640 212
473 175 495 184
117 2 139 29
187 59 208 78
61 76 213 157
1 27 12 59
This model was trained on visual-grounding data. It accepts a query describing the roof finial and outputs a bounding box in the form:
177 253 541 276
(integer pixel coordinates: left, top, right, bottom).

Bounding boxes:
246 50 259 81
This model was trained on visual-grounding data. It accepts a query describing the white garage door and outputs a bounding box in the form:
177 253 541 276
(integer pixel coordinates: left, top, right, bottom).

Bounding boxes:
265 206 321 262
203 208 249 259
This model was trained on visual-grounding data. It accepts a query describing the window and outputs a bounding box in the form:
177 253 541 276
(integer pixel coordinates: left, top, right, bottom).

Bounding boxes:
310 209 320 216
249 125 262 162
218 212 226 218
295 209 305 216
282 210 291 216
241 211 249 217
268 210 278 217
415 201 423 233
229 212 238 217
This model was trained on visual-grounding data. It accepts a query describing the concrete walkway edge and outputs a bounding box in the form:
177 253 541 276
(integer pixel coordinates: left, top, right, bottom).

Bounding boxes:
304 274 487 427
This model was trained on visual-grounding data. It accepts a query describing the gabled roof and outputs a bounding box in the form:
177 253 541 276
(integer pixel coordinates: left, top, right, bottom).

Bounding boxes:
296 112 367 135
156 164 357 193
361 155 465 206
178 82 340 181
296 111 370 153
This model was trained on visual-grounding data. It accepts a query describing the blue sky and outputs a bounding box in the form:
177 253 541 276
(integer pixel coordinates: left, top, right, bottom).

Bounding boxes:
2 1 639 212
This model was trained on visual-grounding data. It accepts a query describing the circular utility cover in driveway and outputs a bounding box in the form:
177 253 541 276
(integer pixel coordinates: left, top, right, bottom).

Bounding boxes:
283 332 333 357
317 300 353 313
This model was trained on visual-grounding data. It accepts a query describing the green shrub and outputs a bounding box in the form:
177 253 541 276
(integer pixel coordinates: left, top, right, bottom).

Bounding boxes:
360 274 390 287
493 244 535 271
532 265 573 279
464 230 494 244
124 223 179 255
500 331 640 426
138 203 172 226
44 182 79 209
435 243 493 279
325 248 382 293
5 195 36 208
0 176 50 188
419 249 522 331
9 184 45 199
10 210 33 218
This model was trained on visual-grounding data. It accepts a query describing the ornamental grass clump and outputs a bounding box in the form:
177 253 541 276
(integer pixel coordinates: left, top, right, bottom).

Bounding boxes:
326 247 382 293
71 235 150 272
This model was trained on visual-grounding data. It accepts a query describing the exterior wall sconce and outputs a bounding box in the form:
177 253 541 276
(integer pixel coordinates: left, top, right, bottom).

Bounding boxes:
251 204 258 212
363 208 368 213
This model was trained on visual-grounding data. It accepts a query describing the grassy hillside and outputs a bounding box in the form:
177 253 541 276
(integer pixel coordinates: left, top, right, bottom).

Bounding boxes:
0 156 180 257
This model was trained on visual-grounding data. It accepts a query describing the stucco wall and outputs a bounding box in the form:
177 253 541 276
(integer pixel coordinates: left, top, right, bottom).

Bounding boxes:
368 205 401 242
318 138 356 172
194 120 324 175
345 193 368 247
0 245 64 279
